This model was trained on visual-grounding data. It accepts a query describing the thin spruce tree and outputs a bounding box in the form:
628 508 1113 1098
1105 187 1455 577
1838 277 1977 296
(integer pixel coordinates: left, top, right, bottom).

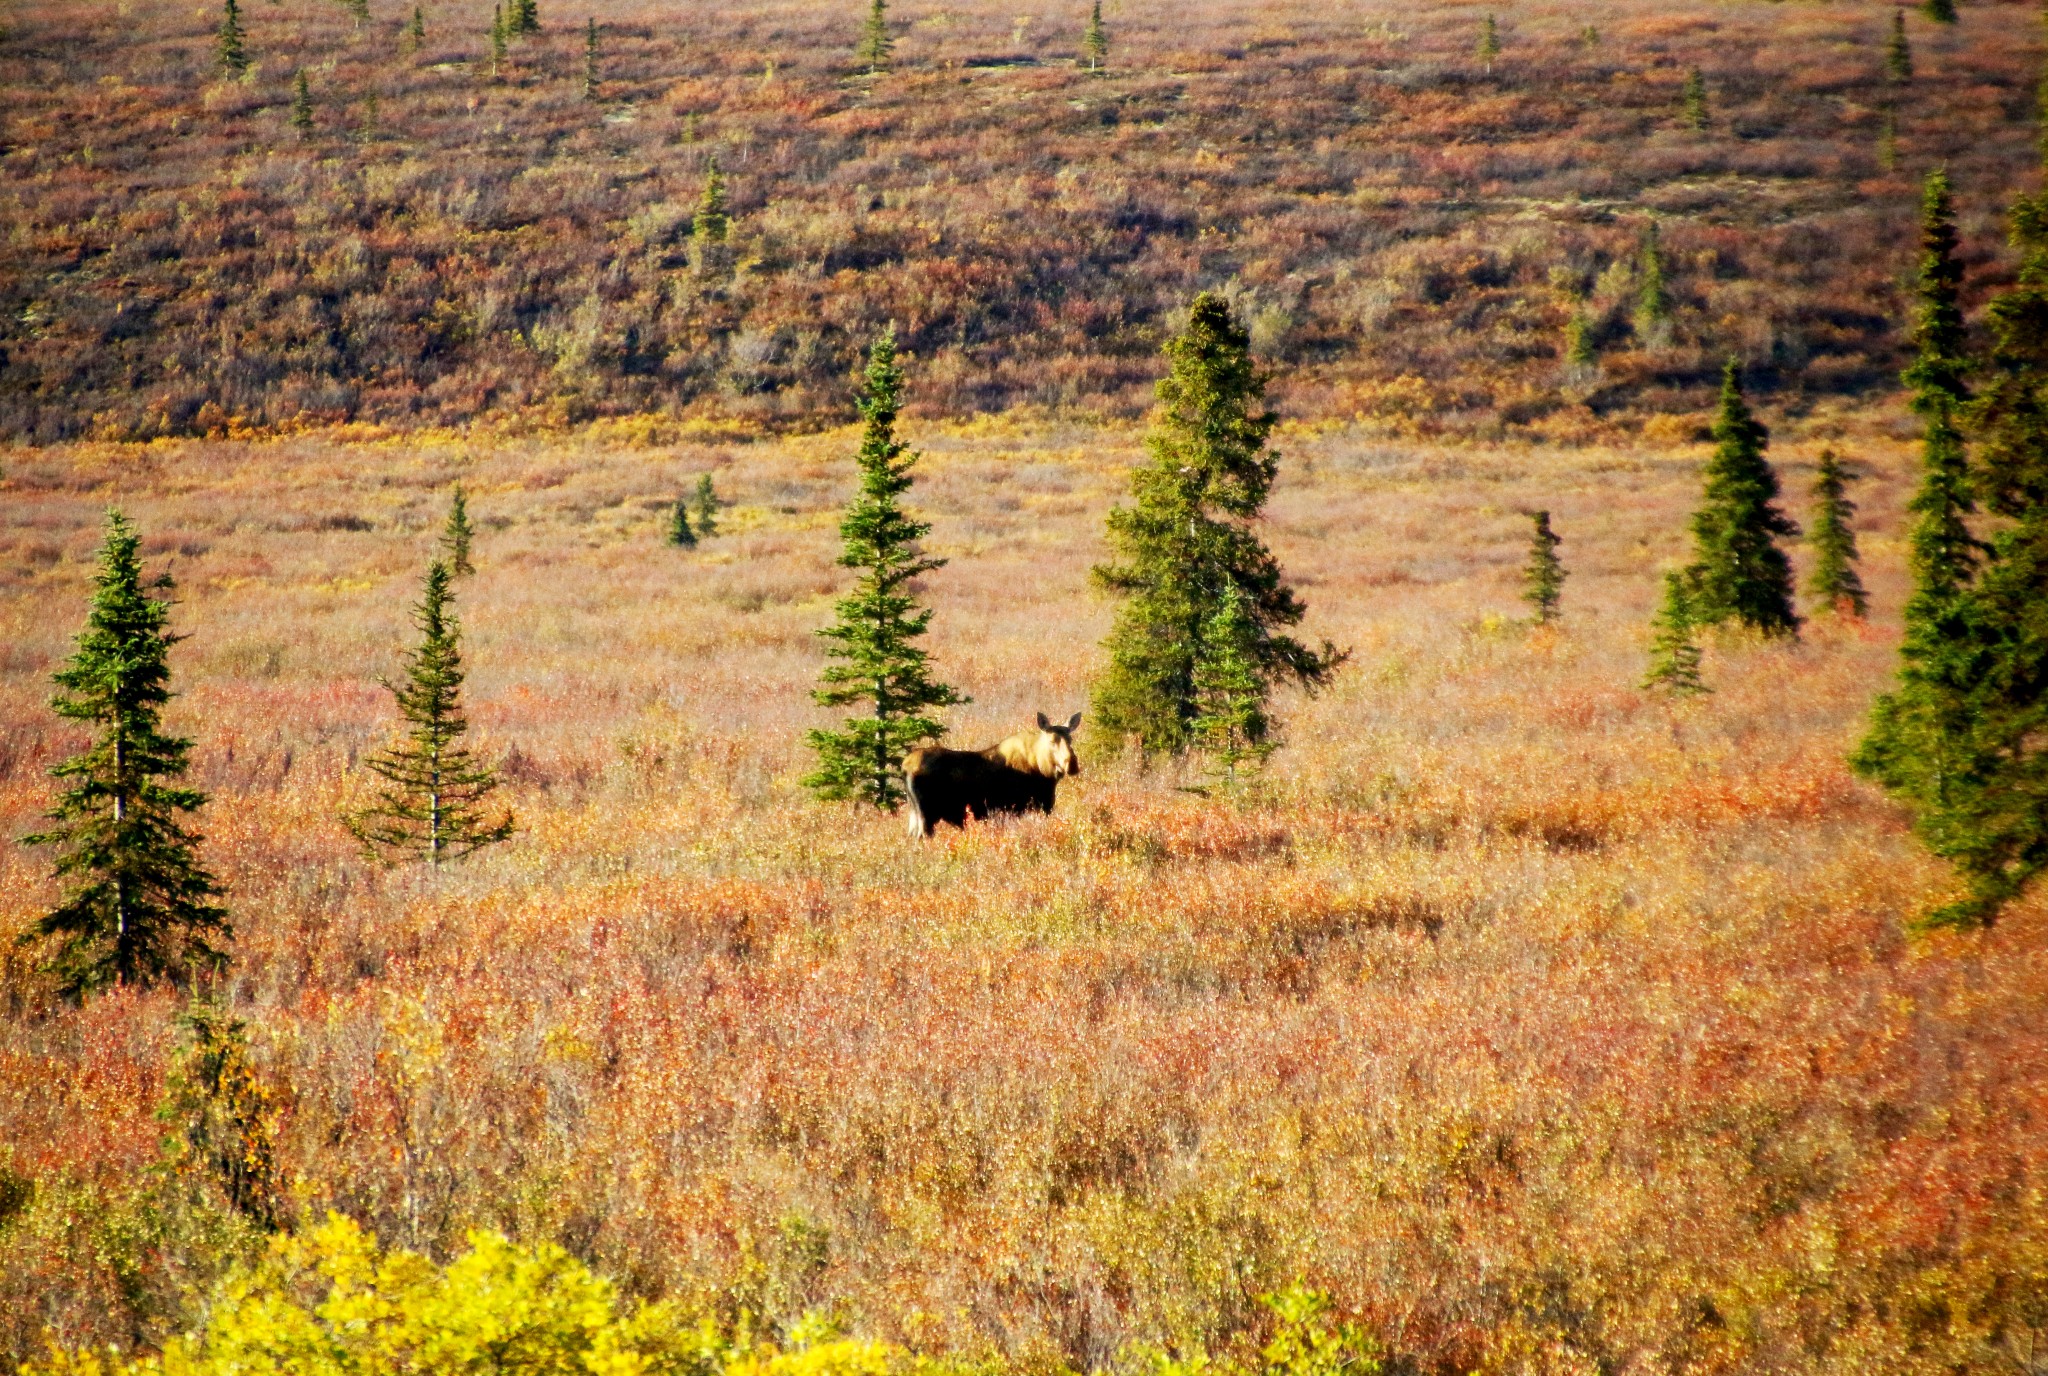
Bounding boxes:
1886 10 1913 83
21 512 231 1002
1852 169 1982 922
1806 450 1870 618
1190 582 1277 788
511 0 538 35
346 561 515 864
692 156 731 275
404 3 424 53
218 0 249 74
1476 13 1500 71
669 495 697 547
1634 221 1674 341
583 17 599 100
1563 310 1597 375
290 70 314 135
1523 510 1567 624
1082 0 1107 72
1686 358 1801 637
857 0 892 74
1682 67 1709 131
805 330 966 809
693 473 720 536
442 484 475 577
1091 293 1344 756
1643 570 1709 696
344 0 369 29
489 3 507 77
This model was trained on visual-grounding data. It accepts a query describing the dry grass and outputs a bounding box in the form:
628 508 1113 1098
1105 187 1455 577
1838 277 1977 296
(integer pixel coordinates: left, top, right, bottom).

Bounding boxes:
2 409 2045 1373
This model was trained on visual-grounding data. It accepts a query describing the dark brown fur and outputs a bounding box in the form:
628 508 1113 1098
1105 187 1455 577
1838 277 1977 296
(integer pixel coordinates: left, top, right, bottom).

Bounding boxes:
904 713 1081 838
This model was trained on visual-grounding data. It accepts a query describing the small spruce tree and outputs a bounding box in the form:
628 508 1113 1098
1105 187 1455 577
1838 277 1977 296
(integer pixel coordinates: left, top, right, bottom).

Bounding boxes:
1634 222 1673 341
346 561 515 864
1082 0 1107 72
1921 0 1956 24
1806 450 1870 618
168 999 281 1229
511 0 538 34
1686 358 1801 637
1476 13 1500 70
1091 293 1344 756
344 0 369 28
1563 310 1597 374
403 3 424 52
857 0 892 74
21 513 231 1001
1643 570 1709 696
1190 583 1277 788
1682 67 1709 131
218 0 249 74
1886 10 1913 83
693 473 720 537
583 17 599 100
669 496 697 548
691 156 731 275
1523 510 1566 624
442 484 475 577
489 3 507 76
290 69 314 134
804 330 966 809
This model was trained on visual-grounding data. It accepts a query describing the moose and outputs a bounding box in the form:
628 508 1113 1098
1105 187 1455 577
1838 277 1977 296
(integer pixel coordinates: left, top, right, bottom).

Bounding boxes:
903 712 1082 838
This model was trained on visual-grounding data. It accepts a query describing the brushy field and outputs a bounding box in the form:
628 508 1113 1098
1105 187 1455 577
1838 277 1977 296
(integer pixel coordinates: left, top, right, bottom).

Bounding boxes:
2 413 2046 1374
2 0 2041 438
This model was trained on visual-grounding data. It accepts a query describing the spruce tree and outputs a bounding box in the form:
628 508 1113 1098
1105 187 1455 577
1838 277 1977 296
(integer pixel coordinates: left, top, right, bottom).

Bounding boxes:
511 0 538 34
1522 509 1566 624
693 473 720 536
1852 167 1987 923
346 561 515 864
1476 13 1500 70
1686 359 1801 637
1806 450 1870 618
1092 293 1344 756
1082 0 1107 72
1563 310 1597 373
1635 222 1674 341
442 484 475 577
669 497 696 548
404 3 424 52
291 69 314 135
1921 0 1956 24
168 1000 281 1229
1682 67 1709 131
344 0 369 29
1886 10 1913 83
1643 570 1709 696
805 331 966 809
489 3 507 76
1191 583 1277 788
692 157 731 276
583 17 599 100
21 513 231 1001
857 0 892 74
218 0 249 75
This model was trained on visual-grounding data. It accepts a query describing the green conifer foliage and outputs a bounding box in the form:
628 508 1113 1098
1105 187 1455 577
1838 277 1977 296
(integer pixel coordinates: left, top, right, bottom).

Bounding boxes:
1853 167 1990 924
1091 293 1344 756
583 17 599 100
346 561 515 864
857 0 892 74
1686 359 1801 637
218 0 249 74
290 69 314 134
344 0 369 28
489 3 507 76
168 1000 282 1229
1634 222 1674 341
1886 10 1913 83
21 512 231 1001
693 473 720 537
511 0 538 35
1805 450 1870 618
442 484 475 576
1523 510 1566 624
403 4 424 53
691 158 731 275
1476 13 1500 69
805 332 965 809
1921 0 1956 24
669 497 696 548
1682 68 1709 131
1082 0 1107 72
1643 570 1709 696
1191 583 1277 787
1563 311 1597 373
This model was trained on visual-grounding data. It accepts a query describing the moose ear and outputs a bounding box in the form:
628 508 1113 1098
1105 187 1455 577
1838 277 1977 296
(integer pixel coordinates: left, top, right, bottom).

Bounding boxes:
1067 712 1082 732
1036 711 1051 730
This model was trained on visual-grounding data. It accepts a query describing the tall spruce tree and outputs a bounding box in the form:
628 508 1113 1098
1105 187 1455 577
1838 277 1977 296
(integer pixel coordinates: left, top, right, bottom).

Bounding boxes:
1523 509 1567 624
857 0 891 73
1190 583 1277 787
346 561 515 864
1886 10 1913 83
218 0 249 74
1806 450 1870 618
1635 222 1674 340
1686 358 1801 637
442 484 475 577
290 69 314 135
489 3 507 76
804 331 966 809
1643 570 1709 696
1082 0 1107 71
1852 168 1991 922
583 17 600 100
1682 68 1710 131
1091 293 1344 756
21 513 231 1001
